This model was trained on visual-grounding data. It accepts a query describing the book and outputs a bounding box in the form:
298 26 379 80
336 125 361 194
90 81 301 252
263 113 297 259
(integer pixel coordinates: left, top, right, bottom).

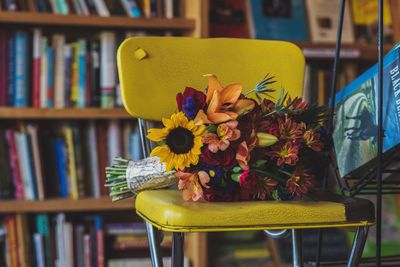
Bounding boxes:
46 46 54 107
63 125 79 199
77 39 87 107
27 124 45 200
351 0 393 44
14 31 29 107
120 0 141 17
93 0 110 16
32 28 42 108
0 30 6 107
33 233 45 267
247 0 308 41
35 214 53 267
305 0 354 44
53 34 66 108
5 129 25 199
15 129 37 200
55 138 69 198
333 43 400 177
40 37 48 108
209 0 250 38
99 32 116 108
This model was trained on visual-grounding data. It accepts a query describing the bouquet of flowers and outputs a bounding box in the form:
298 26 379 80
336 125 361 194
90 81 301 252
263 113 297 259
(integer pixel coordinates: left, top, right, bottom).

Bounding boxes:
106 74 327 202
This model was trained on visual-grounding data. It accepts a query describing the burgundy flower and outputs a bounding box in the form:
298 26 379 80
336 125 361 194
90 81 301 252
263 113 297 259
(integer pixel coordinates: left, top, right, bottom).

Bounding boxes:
176 87 206 119
286 168 316 198
239 169 257 200
200 146 236 167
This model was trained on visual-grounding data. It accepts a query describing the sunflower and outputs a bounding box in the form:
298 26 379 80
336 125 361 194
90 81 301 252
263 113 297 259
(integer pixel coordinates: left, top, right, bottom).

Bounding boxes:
147 112 206 171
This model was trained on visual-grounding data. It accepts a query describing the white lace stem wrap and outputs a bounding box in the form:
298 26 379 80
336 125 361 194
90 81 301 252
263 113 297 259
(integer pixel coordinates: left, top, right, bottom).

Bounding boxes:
126 157 177 192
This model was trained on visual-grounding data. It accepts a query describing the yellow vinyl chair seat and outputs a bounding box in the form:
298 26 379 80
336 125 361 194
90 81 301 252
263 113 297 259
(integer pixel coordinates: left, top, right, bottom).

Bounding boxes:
136 190 375 233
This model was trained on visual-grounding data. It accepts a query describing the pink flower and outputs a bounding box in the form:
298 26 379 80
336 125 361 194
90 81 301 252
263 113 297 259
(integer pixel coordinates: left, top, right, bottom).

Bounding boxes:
175 171 210 201
202 120 241 153
236 130 257 170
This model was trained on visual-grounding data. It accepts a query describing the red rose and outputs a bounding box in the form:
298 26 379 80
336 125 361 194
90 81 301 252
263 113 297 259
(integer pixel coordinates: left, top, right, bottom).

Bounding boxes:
200 147 236 167
176 87 206 118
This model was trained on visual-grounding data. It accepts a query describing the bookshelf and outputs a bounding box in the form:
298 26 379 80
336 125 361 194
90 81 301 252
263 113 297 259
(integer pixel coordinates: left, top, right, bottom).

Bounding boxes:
0 11 196 30
0 197 134 213
0 108 131 119
0 1 207 267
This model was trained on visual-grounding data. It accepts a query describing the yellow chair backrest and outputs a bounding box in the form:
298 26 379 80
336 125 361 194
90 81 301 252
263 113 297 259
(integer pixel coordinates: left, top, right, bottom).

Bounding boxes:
117 37 305 121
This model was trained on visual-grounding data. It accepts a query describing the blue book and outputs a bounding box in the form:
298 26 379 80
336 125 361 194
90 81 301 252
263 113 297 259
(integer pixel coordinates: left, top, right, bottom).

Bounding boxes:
130 122 143 160
55 139 68 198
14 31 28 107
77 39 86 108
47 47 54 107
7 33 15 107
248 0 308 41
333 43 400 177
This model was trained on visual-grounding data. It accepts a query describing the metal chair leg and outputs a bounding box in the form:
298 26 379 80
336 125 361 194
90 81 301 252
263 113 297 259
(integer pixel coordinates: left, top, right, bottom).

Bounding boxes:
172 232 184 267
347 226 369 267
292 229 303 267
145 221 164 267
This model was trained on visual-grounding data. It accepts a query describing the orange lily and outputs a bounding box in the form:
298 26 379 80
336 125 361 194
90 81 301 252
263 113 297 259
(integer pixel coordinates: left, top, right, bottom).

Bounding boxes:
195 75 255 124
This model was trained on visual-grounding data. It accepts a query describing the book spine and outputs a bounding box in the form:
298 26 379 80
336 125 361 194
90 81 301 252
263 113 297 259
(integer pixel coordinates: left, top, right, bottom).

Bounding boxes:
143 0 151 17
63 127 79 199
15 131 36 200
54 35 66 108
5 129 24 199
95 217 104 267
63 223 73 267
47 46 54 107
27 125 45 200
7 33 15 107
16 214 30 267
32 29 42 108
99 32 116 108
120 0 141 17
77 39 87 108
88 122 100 197
0 30 7 106
83 234 92 267
71 42 79 107
64 44 72 107
74 225 85 267
71 0 82 14
55 139 68 198
90 41 100 107
6 216 20 267
14 32 28 107
55 213 65 267
78 0 89 15
35 214 52 267
33 233 45 267
39 37 48 108
93 0 110 16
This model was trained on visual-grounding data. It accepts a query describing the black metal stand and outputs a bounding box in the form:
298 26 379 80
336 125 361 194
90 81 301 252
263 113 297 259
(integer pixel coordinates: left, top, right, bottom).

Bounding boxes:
327 0 386 266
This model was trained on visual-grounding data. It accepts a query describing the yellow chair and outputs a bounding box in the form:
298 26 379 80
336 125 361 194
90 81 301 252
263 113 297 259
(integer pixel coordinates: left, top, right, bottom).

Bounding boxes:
117 37 375 267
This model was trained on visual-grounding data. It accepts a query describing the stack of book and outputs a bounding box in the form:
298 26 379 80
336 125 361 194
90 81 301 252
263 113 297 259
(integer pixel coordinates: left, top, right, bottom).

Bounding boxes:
0 0 181 18
0 120 142 200
0 213 105 267
0 29 121 108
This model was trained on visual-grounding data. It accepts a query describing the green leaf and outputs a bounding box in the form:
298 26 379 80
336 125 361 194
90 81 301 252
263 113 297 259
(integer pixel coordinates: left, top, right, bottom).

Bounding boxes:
231 173 241 183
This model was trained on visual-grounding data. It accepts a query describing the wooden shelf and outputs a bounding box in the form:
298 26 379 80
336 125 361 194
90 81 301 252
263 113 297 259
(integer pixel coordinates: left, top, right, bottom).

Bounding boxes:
0 108 133 119
297 42 392 60
0 197 134 213
0 11 195 31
